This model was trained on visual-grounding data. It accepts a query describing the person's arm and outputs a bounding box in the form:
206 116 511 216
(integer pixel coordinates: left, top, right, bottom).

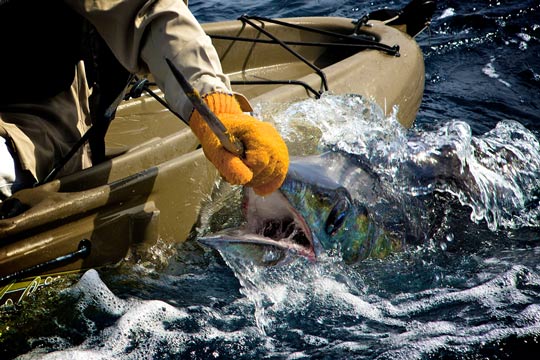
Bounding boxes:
68 0 288 194
67 0 229 120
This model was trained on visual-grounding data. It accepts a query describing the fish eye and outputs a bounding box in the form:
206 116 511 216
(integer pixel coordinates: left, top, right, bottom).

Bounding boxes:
324 196 351 236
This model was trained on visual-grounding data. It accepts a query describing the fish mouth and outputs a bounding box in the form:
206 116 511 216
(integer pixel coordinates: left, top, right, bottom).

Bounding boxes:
198 188 316 266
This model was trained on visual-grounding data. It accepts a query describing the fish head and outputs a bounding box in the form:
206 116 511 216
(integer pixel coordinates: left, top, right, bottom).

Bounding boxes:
198 187 316 267
278 156 385 264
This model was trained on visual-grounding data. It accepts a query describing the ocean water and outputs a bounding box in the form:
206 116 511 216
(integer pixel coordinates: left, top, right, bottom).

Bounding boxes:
2 1 540 359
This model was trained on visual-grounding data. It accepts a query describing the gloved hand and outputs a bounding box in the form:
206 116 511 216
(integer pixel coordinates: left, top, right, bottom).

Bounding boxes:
189 92 289 196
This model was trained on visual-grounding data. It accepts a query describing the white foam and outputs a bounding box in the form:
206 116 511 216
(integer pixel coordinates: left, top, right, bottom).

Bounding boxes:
482 57 511 87
438 8 455 20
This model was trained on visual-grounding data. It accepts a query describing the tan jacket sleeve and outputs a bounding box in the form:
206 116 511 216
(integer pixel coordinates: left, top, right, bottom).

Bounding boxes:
66 0 232 120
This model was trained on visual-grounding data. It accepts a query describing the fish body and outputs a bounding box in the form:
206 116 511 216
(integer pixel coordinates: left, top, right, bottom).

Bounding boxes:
199 151 407 266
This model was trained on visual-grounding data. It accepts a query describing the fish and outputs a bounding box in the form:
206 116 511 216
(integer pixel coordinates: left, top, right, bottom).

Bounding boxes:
198 120 540 266
198 151 416 266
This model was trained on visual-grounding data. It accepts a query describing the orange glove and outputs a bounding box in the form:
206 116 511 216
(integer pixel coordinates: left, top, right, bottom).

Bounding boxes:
189 92 289 196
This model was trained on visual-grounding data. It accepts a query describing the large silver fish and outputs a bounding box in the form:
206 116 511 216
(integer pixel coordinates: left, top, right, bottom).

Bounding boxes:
198 151 429 266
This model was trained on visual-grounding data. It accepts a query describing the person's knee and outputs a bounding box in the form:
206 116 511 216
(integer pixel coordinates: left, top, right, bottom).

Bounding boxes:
0 137 34 201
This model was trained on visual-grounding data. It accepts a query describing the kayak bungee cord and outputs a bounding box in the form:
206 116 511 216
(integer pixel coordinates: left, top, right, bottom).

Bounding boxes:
210 15 400 97
240 15 400 56
239 15 329 94
124 77 187 124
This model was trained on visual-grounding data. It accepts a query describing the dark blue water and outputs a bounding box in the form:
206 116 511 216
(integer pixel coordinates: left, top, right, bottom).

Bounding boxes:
2 1 540 359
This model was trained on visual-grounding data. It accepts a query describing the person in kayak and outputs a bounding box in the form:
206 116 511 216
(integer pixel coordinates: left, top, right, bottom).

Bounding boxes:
0 0 289 201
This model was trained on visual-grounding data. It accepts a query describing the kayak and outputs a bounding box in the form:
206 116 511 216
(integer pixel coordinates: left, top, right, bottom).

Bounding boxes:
0 12 429 304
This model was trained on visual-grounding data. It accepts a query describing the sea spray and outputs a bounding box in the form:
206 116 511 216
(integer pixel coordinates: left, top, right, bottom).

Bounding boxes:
262 94 540 232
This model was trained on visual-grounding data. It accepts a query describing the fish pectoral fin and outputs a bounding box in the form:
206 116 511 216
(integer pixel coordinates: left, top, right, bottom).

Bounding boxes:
198 234 297 267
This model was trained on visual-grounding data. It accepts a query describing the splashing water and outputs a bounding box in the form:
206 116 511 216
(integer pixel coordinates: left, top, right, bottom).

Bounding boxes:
258 93 540 232
212 244 540 360
428 120 540 230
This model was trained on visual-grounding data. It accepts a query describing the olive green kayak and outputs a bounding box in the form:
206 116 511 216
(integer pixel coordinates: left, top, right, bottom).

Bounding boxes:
0 15 426 304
